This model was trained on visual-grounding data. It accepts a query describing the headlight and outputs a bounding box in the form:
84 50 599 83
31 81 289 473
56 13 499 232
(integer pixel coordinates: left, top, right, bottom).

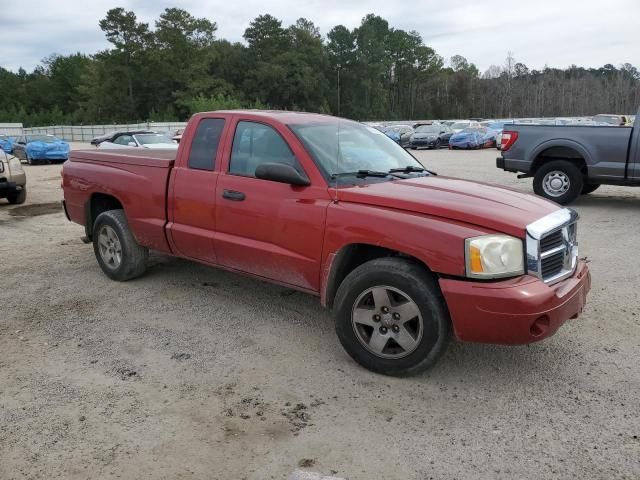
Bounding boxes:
8 157 24 174
465 235 524 279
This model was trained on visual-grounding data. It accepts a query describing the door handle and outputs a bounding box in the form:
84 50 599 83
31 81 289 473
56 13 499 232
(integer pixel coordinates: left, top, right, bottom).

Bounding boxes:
222 189 246 201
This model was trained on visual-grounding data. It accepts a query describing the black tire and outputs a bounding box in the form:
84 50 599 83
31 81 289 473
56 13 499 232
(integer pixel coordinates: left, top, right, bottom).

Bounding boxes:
7 187 26 205
92 209 148 281
435 139 441 149
581 183 600 195
533 160 583 205
334 257 451 376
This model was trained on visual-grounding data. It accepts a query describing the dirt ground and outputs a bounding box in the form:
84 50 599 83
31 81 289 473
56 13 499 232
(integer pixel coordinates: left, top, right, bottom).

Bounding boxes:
1 146 639 480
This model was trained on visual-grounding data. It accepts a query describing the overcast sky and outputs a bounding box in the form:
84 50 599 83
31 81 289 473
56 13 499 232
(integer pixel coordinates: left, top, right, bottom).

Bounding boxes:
1 0 637 73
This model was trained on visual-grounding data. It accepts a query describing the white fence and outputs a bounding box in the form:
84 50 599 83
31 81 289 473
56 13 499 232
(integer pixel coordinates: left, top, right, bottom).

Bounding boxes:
0 123 24 136
19 122 188 142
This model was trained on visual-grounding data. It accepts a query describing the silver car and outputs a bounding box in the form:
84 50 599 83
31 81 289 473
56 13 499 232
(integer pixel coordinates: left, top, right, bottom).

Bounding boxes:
0 151 27 204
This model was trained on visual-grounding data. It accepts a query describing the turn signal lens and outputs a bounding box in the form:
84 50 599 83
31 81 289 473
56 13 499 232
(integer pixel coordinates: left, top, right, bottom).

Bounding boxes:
469 245 484 273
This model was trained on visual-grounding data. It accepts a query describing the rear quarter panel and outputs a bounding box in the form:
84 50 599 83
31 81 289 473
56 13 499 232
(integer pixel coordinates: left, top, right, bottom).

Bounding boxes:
62 153 172 253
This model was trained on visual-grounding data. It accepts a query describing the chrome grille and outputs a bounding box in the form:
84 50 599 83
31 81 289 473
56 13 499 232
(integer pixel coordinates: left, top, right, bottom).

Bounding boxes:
526 209 579 284
539 230 563 251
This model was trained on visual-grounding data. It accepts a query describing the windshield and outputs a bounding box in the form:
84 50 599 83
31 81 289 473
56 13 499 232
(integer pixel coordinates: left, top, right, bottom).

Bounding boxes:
291 122 423 178
27 135 57 143
135 134 174 145
460 127 487 134
451 122 469 130
415 125 440 134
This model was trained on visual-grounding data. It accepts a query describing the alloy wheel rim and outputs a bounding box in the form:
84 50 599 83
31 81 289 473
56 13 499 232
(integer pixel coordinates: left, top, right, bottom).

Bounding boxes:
351 285 423 359
98 225 122 269
543 171 570 197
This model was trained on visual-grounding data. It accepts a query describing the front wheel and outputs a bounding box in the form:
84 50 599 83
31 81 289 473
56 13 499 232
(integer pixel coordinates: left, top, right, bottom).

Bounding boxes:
435 139 441 149
334 258 451 376
92 209 148 281
7 187 26 205
533 160 583 204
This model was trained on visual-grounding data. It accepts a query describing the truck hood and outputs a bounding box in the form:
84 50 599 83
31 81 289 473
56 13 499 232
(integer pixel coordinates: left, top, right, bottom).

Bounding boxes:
335 175 560 237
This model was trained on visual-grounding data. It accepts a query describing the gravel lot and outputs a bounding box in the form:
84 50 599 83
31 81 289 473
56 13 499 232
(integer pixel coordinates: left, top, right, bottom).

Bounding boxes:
1 146 639 479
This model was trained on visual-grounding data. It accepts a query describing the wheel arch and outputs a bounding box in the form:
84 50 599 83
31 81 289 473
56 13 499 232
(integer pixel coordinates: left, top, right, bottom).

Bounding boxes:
322 243 437 309
528 140 591 175
84 192 125 240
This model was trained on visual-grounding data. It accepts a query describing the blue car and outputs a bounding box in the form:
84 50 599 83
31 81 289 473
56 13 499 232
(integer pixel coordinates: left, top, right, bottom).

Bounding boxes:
0 135 15 153
448 127 497 150
12 134 70 164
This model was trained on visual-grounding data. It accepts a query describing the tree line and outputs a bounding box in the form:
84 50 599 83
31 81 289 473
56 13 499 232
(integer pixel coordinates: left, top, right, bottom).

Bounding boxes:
0 8 638 127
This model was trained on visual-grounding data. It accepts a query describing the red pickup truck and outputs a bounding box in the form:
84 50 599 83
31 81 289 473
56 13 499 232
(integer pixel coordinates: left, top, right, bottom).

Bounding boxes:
62 110 591 375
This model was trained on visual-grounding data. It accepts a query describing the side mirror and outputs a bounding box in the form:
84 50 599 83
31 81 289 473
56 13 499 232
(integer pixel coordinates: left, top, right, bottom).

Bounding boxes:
127 142 137 147
255 162 310 187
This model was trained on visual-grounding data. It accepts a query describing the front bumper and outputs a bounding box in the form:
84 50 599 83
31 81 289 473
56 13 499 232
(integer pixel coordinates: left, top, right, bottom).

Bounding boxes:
0 181 21 196
30 150 69 160
449 142 479 149
411 139 437 148
439 260 591 344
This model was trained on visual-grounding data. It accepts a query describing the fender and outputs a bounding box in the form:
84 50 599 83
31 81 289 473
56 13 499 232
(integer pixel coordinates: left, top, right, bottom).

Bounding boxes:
526 138 593 172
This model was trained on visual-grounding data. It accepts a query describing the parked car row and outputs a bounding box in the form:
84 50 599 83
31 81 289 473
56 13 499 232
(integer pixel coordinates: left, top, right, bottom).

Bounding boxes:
376 122 498 150
368 112 633 152
0 134 71 164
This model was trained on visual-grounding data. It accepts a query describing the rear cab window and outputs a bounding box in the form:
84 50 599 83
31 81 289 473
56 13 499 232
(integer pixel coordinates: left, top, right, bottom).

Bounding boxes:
188 118 225 171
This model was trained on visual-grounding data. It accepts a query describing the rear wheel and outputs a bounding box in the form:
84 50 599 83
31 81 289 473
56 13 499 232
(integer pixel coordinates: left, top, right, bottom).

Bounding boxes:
92 209 148 281
434 139 441 149
334 257 451 376
533 160 583 204
581 183 600 195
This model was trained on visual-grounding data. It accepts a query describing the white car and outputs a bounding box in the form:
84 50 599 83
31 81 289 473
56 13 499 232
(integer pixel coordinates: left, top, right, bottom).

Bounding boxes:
98 133 178 150
450 120 480 133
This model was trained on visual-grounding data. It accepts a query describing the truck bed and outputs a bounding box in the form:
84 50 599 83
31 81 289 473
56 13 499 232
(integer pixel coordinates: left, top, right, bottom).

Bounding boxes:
71 148 176 167
63 148 176 254
501 124 633 180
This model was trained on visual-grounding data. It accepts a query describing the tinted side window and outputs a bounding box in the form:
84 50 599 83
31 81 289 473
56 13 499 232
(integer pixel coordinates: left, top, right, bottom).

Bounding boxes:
229 121 299 177
188 118 225 171
114 135 132 145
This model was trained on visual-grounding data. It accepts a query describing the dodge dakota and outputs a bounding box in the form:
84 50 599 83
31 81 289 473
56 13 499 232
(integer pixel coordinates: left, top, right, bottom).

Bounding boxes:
62 110 591 375
497 106 640 204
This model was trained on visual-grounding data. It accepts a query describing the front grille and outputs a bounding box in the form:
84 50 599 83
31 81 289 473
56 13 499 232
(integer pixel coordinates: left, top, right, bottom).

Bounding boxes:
541 251 565 278
540 230 563 251
526 209 579 284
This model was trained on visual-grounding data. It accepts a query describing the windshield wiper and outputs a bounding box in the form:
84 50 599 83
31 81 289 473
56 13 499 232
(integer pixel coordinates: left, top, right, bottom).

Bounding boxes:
331 169 395 179
389 165 437 176
388 166 425 173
